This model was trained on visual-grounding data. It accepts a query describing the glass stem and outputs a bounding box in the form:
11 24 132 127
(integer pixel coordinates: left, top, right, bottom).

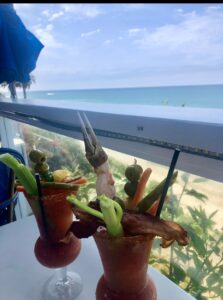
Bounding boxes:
57 266 68 283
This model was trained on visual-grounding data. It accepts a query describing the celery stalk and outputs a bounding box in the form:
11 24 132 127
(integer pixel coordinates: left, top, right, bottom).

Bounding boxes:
0 153 38 195
67 195 104 220
67 194 124 237
98 195 124 237
0 153 19 170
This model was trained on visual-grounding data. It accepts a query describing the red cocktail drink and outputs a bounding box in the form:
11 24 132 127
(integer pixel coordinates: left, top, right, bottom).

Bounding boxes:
34 232 81 268
94 231 157 300
0 150 85 299
24 188 83 299
24 189 81 266
67 113 189 300
24 188 75 244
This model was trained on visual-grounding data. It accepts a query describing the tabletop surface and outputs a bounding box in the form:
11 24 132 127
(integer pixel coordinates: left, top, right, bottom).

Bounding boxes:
0 216 196 300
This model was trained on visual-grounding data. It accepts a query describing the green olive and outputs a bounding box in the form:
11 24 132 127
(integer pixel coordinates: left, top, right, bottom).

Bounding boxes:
124 181 138 197
34 162 49 174
41 172 54 182
125 164 143 182
29 149 46 164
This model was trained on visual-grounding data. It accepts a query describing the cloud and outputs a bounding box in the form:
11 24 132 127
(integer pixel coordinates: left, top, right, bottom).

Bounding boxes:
128 28 146 37
33 23 63 48
206 5 222 12
104 39 113 45
134 8 223 66
81 29 101 38
41 8 65 22
176 8 183 14
13 3 35 22
14 4 32 10
31 24 42 31
60 4 103 19
48 10 64 21
19 4 223 90
42 9 50 17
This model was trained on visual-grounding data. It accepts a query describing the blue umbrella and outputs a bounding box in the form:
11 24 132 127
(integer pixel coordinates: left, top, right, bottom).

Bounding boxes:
0 3 44 99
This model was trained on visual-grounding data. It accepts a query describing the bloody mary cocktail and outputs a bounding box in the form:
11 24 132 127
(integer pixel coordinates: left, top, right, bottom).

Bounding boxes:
94 231 157 300
67 113 189 300
24 188 81 268
24 189 75 244
34 232 81 268
0 150 85 299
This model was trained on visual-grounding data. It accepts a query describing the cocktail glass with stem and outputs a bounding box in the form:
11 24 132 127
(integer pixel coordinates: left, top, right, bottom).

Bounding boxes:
24 188 83 300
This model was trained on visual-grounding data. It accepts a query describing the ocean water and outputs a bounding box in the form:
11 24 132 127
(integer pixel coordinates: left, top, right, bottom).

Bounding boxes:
22 84 223 109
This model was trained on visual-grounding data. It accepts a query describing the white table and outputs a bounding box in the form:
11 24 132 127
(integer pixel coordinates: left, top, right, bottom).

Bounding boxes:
0 216 196 300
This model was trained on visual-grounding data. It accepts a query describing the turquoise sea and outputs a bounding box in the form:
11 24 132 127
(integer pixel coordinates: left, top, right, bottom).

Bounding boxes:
25 84 223 109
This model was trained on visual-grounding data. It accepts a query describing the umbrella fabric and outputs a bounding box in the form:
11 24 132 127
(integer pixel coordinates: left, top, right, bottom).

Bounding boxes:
0 3 44 85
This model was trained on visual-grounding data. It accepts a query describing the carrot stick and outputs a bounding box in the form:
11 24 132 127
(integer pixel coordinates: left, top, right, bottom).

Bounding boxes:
147 196 168 216
73 177 88 185
65 177 88 185
128 168 152 209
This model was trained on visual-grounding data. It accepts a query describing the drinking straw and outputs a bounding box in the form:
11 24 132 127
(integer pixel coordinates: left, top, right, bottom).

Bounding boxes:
35 173 48 238
155 148 181 218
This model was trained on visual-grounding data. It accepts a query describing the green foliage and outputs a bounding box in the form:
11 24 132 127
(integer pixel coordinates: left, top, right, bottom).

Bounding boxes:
184 189 208 202
150 174 223 300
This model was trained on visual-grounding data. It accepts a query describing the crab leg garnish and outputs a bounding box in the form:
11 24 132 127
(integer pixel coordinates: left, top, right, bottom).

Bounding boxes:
77 112 116 198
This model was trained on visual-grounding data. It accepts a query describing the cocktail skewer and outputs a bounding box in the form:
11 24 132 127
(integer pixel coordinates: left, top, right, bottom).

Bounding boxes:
77 111 116 199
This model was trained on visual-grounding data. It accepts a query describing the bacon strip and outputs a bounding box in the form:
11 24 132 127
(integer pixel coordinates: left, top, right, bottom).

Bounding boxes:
70 205 189 248
122 211 189 247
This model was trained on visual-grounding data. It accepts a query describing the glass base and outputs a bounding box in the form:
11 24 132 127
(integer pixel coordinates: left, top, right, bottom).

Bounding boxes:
42 271 83 300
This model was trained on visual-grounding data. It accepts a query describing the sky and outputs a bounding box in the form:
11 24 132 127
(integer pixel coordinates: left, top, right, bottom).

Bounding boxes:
12 3 223 91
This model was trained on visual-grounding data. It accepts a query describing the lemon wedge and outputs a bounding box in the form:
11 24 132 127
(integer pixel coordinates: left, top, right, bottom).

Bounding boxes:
53 169 72 182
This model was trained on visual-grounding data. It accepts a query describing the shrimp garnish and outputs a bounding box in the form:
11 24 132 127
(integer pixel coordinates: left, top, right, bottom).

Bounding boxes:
77 112 116 198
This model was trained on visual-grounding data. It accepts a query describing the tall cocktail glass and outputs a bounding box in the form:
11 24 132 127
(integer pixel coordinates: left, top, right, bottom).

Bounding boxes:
94 230 157 300
24 188 83 300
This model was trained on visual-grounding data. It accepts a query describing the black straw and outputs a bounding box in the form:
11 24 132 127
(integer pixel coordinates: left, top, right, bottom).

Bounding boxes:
155 148 181 218
35 173 48 239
